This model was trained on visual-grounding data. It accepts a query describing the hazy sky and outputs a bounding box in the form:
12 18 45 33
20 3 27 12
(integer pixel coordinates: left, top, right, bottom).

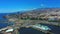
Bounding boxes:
0 0 60 13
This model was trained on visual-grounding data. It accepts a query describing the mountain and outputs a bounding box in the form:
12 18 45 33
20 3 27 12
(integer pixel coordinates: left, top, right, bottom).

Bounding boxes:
4 8 60 20
18 8 60 15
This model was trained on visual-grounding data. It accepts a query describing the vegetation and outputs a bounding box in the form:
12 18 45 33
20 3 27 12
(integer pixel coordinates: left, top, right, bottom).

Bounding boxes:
48 20 60 22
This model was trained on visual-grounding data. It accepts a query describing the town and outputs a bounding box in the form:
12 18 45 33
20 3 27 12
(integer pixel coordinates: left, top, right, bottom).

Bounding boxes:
0 8 60 34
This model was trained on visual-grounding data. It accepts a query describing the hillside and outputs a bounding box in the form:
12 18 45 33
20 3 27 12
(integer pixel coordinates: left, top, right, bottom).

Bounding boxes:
6 8 60 18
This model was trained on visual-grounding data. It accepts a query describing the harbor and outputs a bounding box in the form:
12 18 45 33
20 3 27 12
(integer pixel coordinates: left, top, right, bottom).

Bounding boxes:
0 22 60 34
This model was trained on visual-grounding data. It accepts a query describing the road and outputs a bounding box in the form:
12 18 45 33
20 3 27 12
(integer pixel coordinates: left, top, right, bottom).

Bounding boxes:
18 20 59 27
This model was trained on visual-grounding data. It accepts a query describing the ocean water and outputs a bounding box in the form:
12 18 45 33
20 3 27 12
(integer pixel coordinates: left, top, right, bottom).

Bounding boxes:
0 23 8 29
19 24 60 34
0 14 8 29
0 13 14 29
19 27 45 34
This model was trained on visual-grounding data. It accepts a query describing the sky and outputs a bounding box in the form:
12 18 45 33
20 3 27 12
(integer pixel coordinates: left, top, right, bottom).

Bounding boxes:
0 0 60 13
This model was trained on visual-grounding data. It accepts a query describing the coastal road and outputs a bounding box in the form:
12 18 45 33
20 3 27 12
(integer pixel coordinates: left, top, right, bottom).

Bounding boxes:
18 20 59 27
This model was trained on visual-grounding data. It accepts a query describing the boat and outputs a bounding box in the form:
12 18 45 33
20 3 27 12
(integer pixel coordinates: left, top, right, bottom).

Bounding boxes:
32 24 51 30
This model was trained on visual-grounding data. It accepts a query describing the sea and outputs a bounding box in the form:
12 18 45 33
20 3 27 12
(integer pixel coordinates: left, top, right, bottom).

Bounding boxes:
19 24 60 34
0 14 60 34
